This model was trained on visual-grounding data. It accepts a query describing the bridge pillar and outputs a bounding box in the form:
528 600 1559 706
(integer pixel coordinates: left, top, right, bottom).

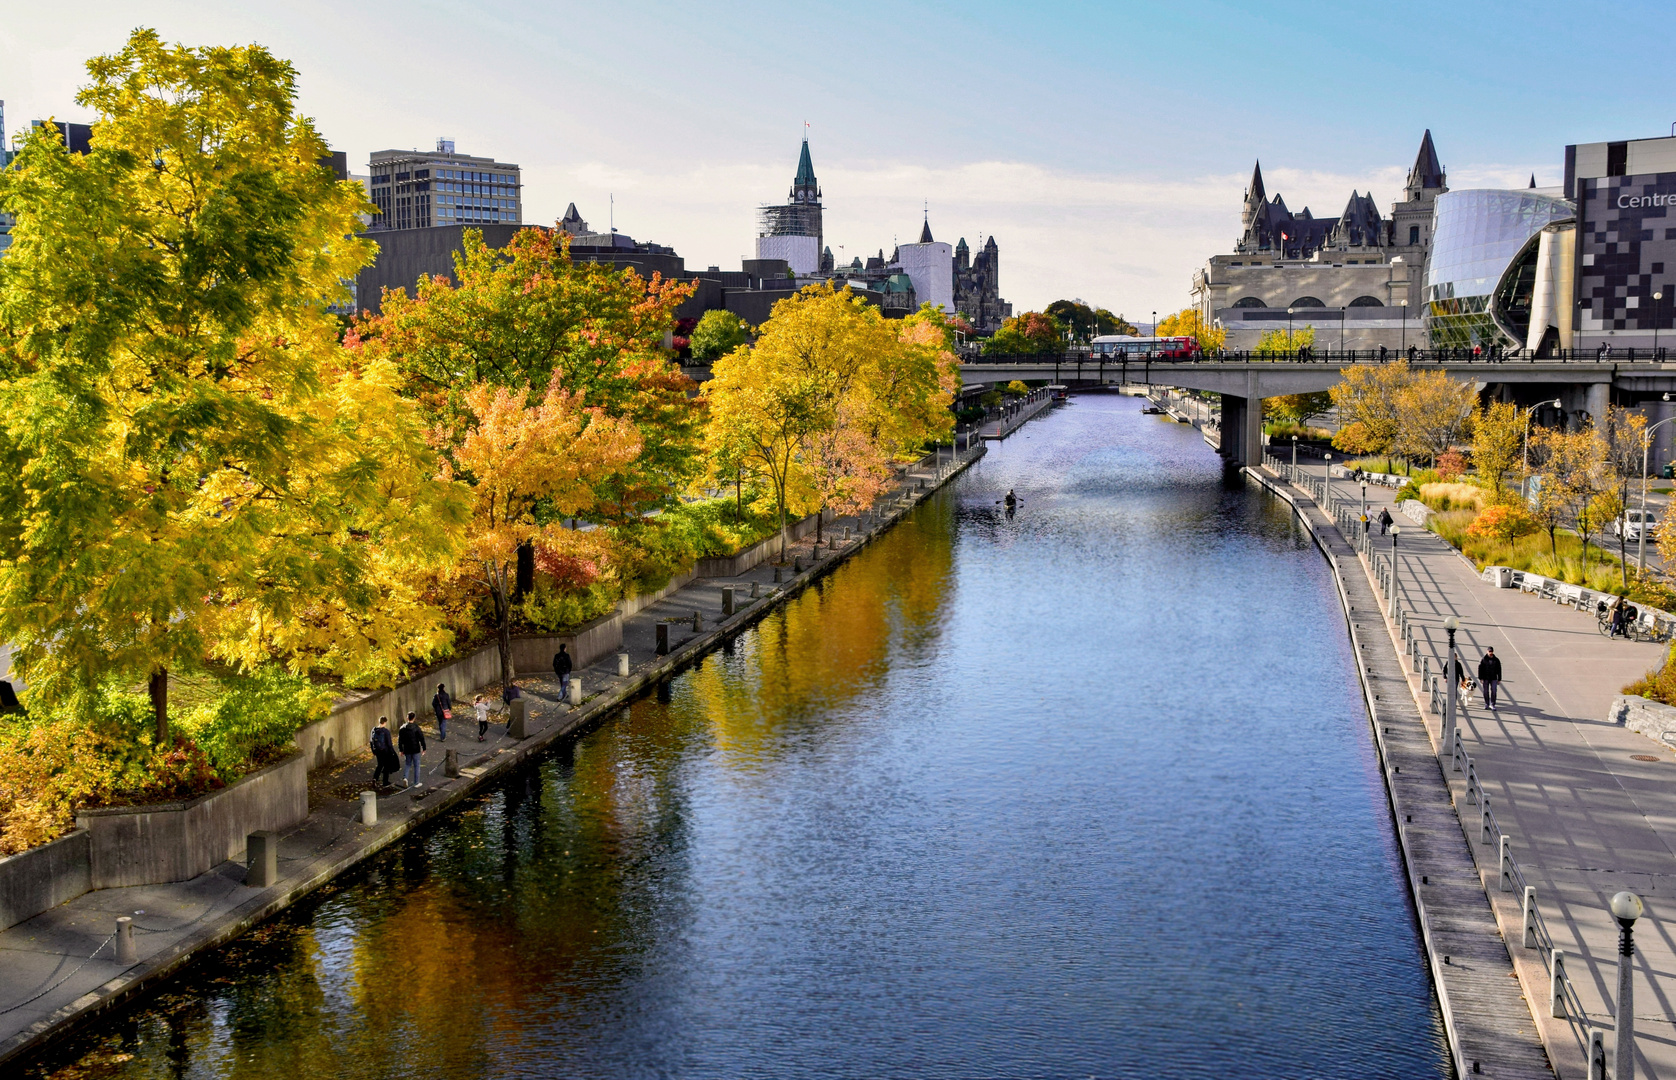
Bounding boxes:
1219 394 1264 467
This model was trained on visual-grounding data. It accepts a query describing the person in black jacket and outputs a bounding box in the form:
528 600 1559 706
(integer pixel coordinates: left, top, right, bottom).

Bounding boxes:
431 683 452 741
1478 648 1503 710
554 645 572 698
370 716 398 787
1378 507 1394 535
398 711 427 789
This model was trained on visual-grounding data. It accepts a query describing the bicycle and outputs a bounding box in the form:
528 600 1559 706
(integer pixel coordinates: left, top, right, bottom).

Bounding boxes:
1596 600 1644 641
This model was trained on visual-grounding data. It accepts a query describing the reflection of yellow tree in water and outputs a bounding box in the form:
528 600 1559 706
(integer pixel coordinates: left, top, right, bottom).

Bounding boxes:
683 500 955 762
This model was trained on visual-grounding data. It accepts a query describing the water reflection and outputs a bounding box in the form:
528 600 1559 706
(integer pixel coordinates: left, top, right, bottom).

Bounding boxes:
28 394 1449 1080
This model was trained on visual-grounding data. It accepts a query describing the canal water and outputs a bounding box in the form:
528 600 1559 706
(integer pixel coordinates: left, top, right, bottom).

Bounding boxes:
29 394 1451 1079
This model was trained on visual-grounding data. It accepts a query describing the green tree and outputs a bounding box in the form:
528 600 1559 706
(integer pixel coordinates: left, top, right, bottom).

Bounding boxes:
363 228 700 524
1045 300 1096 342
0 30 465 739
1255 325 1316 357
983 311 1064 355
1265 392 1333 428
1093 308 1138 336
688 309 752 363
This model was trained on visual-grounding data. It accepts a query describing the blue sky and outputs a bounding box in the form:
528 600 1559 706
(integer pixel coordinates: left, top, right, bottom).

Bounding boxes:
4 0 1671 317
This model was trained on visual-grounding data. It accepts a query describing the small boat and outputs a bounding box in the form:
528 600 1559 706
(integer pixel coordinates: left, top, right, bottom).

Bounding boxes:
1140 404 1164 414
1048 384 1069 404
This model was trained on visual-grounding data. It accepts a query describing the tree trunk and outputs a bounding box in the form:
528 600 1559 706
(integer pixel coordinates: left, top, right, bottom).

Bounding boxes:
816 510 823 543
736 471 742 520
490 570 515 685
148 667 168 744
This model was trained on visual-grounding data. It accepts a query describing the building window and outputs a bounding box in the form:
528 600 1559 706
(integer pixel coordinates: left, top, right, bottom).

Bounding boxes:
1348 296 1384 307
1232 296 1266 308
1290 296 1326 308
1409 225 1420 245
1608 142 1628 177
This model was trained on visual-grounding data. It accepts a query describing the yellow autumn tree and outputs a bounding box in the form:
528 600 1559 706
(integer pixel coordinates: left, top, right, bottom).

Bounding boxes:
1395 369 1477 466
1157 308 1227 352
446 382 642 684
1330 360 1411 469
1471 399 1526 500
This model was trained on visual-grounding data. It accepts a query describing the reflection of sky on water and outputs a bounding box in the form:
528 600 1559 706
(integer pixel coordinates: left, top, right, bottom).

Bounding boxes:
29 394 1448 1080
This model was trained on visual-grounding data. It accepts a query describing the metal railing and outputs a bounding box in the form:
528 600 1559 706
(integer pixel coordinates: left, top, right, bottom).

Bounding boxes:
1261 451 1597 1060
962 346 1672 366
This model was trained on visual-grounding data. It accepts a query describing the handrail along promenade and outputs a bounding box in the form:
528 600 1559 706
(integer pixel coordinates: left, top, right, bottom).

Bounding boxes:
1267 451 1604 1067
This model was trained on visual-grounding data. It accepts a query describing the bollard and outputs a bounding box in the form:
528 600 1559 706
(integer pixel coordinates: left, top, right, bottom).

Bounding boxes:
722 586 735 616
115 916 136 965
361 790 379 825
774 566 783 583
509 697 530 739
445 747 460 777
1466 760 1478 802
1587 1028 1608 1080
245 830 278 888
829 536 837 550
843 526 851 540
656 622 670 655
1453 729 1464 773
569 677 581 707
1499 835 1513 891
1523 886 1539 948
793 557 802 573
691 610 702 632
617 652 630 677
1552 950 1569 1017
750 581 760 599
1480 796 1492 845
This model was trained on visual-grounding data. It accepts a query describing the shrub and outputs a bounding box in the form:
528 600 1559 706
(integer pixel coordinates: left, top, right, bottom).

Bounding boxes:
1466 504 1537 546
173 667 331 778
1625 648 1676 705
1436 450 1468 480
1419 482 1487 513
1005 380 1030 396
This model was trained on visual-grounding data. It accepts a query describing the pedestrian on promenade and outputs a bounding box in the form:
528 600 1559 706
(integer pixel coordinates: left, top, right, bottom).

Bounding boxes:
1478 648 1503 710
474 694 490 742
432 683 452 741
502 682 523 734
1610 594 1627 639
398 711 426 789
1360 511 1370 538
554 644 572 699
1378 507 1393 535
370 716 398 787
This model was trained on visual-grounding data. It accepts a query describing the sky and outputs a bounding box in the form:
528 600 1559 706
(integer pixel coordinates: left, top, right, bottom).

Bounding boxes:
3 0 1674 319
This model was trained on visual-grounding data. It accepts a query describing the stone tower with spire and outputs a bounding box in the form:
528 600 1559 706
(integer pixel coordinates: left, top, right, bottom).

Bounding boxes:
1388 128 1448 278
755 138 825 274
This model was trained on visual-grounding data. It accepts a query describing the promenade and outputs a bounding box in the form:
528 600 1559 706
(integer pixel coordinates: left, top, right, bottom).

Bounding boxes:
0 443 991 1068
1274 457 1676 1079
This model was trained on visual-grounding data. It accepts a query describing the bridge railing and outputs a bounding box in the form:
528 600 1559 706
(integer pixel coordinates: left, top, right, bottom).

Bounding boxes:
961 346 1672 366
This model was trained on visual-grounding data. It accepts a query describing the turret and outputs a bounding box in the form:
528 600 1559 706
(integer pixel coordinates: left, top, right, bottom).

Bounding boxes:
1405 130 1446 201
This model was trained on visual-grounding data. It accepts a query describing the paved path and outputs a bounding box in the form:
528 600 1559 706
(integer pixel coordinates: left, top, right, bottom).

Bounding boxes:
978 394 1053 438
0 444 990 1068
1285 457 1675 1079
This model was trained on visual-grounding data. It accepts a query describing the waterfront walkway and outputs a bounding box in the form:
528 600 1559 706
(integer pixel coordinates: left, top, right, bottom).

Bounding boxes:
1279 458 1675 1080
0 444 991 1068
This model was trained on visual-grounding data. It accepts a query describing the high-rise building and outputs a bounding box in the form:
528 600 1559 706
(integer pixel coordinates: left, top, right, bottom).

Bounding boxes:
368 138 521 231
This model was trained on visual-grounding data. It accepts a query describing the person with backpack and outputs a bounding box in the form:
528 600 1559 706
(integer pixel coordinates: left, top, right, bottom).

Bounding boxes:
398 711 427 789
370 716 398 787
554 645 572 699
431 683 453 741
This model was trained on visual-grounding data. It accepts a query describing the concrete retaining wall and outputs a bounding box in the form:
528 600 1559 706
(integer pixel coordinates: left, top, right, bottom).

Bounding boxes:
75 753 308 890
695 511 822 578
1610 694 1676 749
0 829 91 932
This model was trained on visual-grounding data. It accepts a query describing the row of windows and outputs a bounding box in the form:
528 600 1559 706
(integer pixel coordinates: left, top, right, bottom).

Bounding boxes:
437 196 514 209
372 166 516 185
1230 295 1387 308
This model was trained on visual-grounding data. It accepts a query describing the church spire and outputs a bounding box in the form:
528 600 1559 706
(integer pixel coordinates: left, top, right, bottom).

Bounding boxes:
790 138 819 204
1242 160 1266 230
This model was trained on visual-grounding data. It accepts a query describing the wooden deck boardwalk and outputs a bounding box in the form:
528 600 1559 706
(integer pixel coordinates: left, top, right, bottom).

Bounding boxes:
1250 466 1555 1080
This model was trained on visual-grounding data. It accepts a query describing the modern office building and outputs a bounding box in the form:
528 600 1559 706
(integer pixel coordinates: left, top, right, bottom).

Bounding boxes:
1567 135 1676 354
1422 186 1575 349
368 139 521 232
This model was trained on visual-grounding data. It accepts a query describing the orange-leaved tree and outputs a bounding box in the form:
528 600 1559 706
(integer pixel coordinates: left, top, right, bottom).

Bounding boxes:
446 383 642 684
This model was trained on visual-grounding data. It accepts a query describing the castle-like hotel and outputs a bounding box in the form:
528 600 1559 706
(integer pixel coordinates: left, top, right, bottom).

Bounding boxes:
1192 131 1449 350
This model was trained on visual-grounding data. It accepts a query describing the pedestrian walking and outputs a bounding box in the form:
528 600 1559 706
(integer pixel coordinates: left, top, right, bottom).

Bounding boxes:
474 694 490 742
398 711 426 789
1478 648 1502 710
502 682 523 734
1378 507 1393 535
431 682 452 741
370 716 398 787
554 644 572 699
1610 594 1627 638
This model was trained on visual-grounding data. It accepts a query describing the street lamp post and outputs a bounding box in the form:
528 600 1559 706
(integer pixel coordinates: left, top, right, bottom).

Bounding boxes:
1639 393 1676 573
1521 397 1565 495
1288 307 1296 353
1443 615 1460 757
1611 890 1645 1080
1655 291 1664 359
1324 452 1334 511
1389 525 1401 606
1291 433 1299 475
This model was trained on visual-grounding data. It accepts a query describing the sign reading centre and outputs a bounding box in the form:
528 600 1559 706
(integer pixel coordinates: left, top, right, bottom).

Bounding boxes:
1618 191 1676 208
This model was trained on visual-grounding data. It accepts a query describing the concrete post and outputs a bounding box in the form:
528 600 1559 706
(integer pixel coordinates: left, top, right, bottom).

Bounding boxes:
722 586 735 616
115 916 136 965
509 697 530 739
750 581 760 599
1481 796 1493 845
793 557 802 573
245 830 278 888
1523 886 1539 948
656 623 669 655
1499 835 1513 891
691 610 702 632
569 677 581 707
1589 1028 1609 1080
1553 950 1569 1017
774 566 783 583
1467 761 1478 803
617 652 630 677
360 790 378 826
445 748 460 777
1615 895 1641 1080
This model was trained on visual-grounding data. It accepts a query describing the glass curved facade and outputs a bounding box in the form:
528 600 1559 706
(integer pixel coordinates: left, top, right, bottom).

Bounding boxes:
1425 189 1574 347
